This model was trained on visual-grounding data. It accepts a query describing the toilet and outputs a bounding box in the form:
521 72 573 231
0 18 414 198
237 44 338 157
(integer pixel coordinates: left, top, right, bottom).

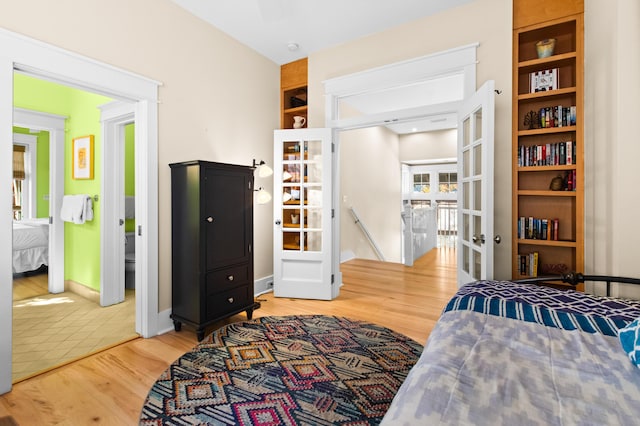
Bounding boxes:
124 232 135 289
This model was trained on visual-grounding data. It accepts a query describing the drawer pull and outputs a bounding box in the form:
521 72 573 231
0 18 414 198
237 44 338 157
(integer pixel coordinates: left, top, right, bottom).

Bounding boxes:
206 217 214 223
227 275 234 281
228 297 234 303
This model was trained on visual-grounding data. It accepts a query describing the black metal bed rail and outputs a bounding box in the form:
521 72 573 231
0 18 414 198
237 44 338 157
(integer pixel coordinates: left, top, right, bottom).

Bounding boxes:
513 272 640 297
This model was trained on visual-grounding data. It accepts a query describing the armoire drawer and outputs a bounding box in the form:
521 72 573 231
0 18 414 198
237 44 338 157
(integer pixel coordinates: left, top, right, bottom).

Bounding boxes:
206 264 249 295
206 285 251 319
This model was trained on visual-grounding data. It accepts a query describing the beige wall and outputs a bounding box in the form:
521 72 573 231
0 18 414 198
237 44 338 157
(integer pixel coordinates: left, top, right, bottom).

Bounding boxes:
585 0 640 296
400 130 457 163
0 0 280 311
309 0 514 278
5 0 637 313
340 126 402 262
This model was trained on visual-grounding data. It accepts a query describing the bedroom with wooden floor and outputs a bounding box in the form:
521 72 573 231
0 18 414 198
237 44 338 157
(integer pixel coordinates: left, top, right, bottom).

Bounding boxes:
0 247 457 424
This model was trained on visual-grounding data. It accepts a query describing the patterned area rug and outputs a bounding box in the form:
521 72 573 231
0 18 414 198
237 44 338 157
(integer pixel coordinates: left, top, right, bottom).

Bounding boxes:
140 315 423 425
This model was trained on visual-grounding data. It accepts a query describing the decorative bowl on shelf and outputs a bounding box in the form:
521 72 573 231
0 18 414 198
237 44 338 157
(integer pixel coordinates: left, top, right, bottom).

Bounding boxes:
535 38 556 58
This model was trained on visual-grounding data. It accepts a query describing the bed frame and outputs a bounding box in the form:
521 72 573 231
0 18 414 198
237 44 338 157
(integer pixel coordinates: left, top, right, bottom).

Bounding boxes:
513 272 640 297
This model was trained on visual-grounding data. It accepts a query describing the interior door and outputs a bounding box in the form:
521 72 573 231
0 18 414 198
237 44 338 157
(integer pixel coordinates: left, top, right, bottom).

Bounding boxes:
457 80 495 287
273 128 334 300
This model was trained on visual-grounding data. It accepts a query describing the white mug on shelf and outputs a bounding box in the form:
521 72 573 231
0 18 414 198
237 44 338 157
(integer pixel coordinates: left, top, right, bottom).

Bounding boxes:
292 116 306 129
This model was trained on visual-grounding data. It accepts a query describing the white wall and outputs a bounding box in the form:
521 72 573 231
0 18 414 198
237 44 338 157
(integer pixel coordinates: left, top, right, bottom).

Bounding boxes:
399 129 457 163
340 126 402 262
309 0 513 278
0 0 280 311
585 0 640 296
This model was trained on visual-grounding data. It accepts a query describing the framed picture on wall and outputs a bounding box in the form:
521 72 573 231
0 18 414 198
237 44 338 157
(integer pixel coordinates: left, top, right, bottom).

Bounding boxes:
72 135 94 180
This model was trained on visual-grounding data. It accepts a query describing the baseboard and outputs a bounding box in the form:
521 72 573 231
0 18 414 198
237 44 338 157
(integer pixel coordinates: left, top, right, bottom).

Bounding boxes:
65 280 100 304
340 250 356 263
254 275 274 296
157 308 174 335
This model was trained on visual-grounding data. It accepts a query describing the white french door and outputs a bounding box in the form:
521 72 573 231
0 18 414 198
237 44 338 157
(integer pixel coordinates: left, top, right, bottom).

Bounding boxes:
457 80 496 287
273 128 334 300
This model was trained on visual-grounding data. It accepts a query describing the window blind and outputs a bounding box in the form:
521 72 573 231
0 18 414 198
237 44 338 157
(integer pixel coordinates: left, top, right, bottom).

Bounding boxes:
13 145 25 180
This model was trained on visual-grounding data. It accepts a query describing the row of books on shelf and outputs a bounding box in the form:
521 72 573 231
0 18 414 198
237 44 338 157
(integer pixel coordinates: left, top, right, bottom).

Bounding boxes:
538 105 576 128
518 217 560 240
518 141 576 167
518 252 539 277
530 68 558 93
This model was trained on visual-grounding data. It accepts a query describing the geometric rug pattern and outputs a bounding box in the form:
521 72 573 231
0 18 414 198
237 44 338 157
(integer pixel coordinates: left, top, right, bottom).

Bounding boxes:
139 315 423 425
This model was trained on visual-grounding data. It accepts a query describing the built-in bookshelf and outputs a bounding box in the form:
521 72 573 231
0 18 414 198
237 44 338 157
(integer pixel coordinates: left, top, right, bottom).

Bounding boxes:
512 3 584 290
281 58 307 129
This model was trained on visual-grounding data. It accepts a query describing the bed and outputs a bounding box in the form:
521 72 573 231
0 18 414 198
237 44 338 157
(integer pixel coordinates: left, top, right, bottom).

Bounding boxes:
13 218 49 274
381 277 640 425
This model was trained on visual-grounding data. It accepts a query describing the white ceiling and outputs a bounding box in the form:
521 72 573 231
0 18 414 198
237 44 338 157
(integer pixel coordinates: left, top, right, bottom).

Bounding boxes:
171 0 475 65
171 0 475 134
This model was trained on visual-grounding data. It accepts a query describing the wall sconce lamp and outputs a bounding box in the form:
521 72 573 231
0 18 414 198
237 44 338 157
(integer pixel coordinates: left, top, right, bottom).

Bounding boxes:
255 187 272 204
253 159 273 178
252 159 273 204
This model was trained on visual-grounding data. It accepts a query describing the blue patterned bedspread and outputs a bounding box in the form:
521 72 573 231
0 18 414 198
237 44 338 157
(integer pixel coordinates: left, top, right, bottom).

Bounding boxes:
382 280 640 426
445 280 640 336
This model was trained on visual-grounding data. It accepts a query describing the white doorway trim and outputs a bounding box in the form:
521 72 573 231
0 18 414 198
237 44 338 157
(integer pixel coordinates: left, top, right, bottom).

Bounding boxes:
0 28 160 394
13 107 67 295
323 44 478 281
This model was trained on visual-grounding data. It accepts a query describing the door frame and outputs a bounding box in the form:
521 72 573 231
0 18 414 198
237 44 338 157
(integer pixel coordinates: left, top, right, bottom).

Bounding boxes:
323 44 479 282
0 28 160 394
13 107 67 295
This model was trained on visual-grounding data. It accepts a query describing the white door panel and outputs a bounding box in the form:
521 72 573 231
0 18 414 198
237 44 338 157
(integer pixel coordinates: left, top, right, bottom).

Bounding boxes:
273 128 334 300
457 80 495 287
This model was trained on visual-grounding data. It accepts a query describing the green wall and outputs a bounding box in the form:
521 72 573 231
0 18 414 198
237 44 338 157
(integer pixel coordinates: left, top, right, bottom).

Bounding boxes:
125 123 135 232
14 73 113 292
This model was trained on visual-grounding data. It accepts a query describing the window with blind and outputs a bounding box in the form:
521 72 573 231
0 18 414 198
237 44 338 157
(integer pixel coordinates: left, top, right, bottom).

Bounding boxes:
13 145 26 220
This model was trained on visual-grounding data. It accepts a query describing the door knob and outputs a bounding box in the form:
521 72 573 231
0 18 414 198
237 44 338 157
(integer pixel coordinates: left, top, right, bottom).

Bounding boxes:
494 235 502 244
206 217 214 223
472 234 486 244
275 220 281 225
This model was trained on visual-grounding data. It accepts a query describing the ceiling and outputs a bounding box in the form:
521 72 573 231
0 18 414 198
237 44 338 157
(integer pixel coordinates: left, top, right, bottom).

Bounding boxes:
171 0 475 133
171 0 474 65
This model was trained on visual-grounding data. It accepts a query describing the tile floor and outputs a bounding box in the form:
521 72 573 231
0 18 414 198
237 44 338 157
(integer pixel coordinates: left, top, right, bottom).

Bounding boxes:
12 289 137 382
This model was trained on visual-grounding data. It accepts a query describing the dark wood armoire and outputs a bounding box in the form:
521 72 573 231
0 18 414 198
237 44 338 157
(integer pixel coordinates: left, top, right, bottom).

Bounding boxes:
169 160 259 341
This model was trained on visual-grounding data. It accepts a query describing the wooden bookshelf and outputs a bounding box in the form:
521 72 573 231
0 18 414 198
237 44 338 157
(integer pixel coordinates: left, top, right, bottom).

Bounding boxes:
281 58 307 129
512 1 584 289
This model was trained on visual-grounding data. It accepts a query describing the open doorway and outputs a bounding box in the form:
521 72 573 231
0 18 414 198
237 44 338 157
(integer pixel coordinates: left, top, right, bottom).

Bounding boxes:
338 124 459 268
1 28 160 395
10 74 137 382
324 44 479 288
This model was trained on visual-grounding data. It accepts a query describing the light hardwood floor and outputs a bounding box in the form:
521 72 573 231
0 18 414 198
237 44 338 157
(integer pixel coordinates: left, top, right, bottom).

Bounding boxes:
0 248 457 425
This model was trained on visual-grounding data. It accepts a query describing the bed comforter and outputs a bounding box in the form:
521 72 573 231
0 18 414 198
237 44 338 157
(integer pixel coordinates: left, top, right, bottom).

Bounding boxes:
13 219 49 273
382 280 640 425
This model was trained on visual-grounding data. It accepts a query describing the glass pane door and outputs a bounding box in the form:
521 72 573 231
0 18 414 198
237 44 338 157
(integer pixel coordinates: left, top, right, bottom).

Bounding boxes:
273 128 334 300
281 139 323 252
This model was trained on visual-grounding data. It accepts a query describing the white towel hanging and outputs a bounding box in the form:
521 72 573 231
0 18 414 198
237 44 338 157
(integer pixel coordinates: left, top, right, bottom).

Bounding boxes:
60 195 93 224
